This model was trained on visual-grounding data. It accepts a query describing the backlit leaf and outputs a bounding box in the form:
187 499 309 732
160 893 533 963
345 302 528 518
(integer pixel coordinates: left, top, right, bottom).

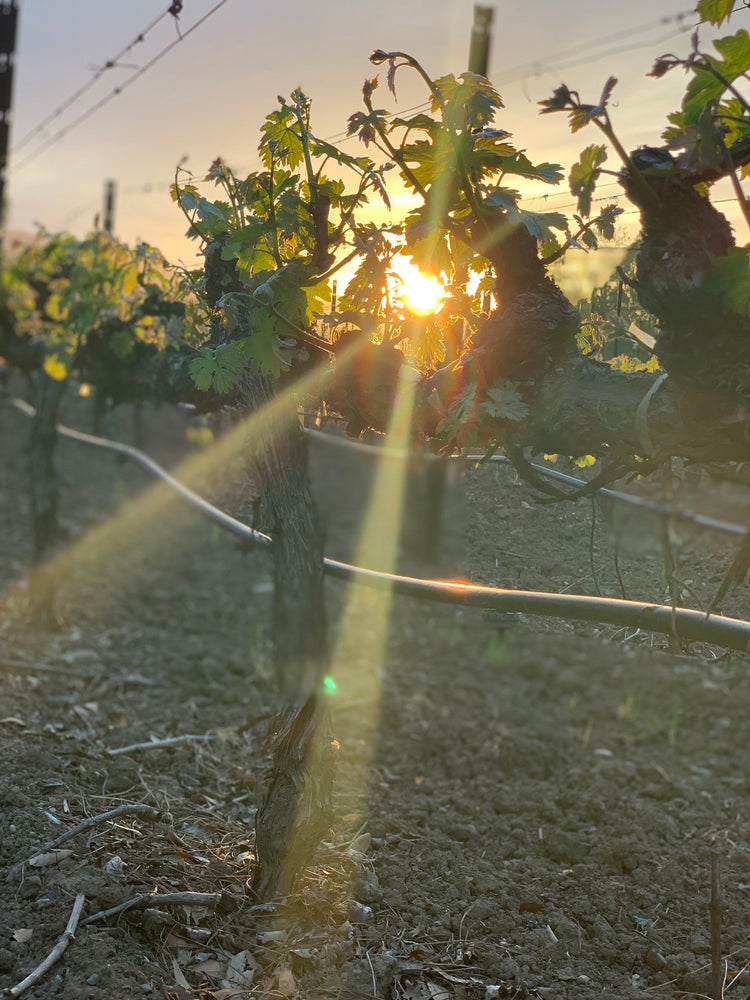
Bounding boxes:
189 341 246 394
506 206 567 241
713 28 750 78
569 144 608 216
43 354 68 381
697 0 737 24
703 245 750 313
482 382 529 422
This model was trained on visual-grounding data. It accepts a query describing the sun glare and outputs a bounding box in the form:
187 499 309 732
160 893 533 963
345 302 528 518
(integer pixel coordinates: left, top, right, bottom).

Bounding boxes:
391 257 445 316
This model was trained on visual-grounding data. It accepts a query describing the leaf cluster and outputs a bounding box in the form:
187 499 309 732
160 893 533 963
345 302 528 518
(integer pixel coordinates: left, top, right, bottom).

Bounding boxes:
172 92 401 394
657 26 750 180
2 232 185 384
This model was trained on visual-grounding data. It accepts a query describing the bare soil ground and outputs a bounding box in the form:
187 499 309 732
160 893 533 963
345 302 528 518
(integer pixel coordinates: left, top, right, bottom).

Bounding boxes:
2 389 750 1000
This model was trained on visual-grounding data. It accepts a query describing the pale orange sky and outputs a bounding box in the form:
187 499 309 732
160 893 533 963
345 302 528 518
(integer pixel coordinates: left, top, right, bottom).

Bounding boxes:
5 0 748 277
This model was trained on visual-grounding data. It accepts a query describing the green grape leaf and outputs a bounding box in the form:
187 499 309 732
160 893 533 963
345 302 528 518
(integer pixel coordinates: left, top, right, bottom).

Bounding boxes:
436 382 479 438
44 293 68 322
43 353 69 381
697 0 737 24
713 29 750 76
404 319 446 366
189 341 246 394
433 72 504 128
481 382 529 422
197 198 231 236
482 187 519 211
703 246 750 312
540 235 563 259
581 229 598 249
303 277 331 316
221 221 273 270
683 68 726 123
219 292 253 338
495 151 564 184
171 184 200 211
259 105 304 168
310 138 371 171
569 144 608 217
242 325 296 378
390 112 440 134
108 328 134 359
683 32 750 123
506 205 567 241
347 108 389 146
595 204 623 240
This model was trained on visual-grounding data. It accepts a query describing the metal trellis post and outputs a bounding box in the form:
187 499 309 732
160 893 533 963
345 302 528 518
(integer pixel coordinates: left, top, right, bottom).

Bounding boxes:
468 4 494 76
0 1 18 230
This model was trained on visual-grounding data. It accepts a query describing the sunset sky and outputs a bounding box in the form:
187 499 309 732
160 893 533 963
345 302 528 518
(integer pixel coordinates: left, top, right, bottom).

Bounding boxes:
4 0 747 276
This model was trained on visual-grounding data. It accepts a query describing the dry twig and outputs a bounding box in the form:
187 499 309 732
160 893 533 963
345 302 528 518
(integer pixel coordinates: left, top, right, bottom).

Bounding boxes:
107 734 216 755
6 893 85 998
711 854 723 1000
81 891 223 926
0 657 97 678
40 803 160 852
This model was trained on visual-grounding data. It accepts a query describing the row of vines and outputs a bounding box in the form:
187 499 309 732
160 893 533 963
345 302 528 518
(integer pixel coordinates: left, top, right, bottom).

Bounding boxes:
2 0 750 897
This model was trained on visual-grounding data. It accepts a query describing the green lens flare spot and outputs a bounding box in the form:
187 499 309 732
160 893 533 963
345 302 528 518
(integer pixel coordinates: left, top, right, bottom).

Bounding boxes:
323 675 338 693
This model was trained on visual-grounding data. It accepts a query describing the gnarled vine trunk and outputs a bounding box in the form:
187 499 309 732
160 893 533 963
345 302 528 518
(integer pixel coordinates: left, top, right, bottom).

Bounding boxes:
237 371 327 699
236 372 334 900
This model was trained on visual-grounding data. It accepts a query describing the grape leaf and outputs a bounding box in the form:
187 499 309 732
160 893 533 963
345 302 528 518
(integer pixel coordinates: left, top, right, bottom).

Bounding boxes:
108 328 135 359
259 105 304 169
697 0 739 26
242 325 295 377
506 205 567 241
713 29 750 77
189 342 246 394
43 354 68 381
196 198 231 237
569 144 607 217
703 246 750 313
482 187 519 211
495 151 564 184
595 204 623 240
482 383 529 422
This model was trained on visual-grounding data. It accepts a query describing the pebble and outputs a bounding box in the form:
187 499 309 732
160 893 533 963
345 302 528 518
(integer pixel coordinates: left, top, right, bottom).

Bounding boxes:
551 915 581 941
348 900 374 924
645 947 667 971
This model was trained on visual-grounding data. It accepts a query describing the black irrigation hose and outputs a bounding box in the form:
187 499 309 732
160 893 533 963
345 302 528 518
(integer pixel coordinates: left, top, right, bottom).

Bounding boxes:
8 396 750 653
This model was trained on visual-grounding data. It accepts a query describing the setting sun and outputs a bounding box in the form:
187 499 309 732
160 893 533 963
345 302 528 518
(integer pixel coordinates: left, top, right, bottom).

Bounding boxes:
391 257 445 316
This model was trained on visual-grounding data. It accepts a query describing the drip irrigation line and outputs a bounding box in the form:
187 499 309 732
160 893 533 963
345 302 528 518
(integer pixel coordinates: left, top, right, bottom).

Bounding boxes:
322 558 750 652
8 397 272 549
7 396 750 653
302 427 747 539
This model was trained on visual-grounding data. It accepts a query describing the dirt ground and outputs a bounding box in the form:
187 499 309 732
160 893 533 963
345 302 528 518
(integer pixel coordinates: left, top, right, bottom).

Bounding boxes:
2 388 750 1000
